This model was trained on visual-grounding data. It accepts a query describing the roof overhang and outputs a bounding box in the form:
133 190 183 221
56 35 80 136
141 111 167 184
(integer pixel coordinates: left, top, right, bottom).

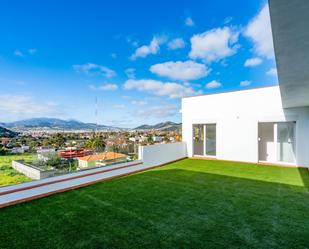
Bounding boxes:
269 0 309 108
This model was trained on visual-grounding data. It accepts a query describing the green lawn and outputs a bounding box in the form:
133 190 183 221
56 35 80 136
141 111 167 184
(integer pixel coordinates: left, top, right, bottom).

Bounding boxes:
0 159 309 249
0 154 34 186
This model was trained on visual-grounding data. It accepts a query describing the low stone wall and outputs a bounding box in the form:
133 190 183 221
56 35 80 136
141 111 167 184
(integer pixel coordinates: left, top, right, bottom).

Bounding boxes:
12 160 55 180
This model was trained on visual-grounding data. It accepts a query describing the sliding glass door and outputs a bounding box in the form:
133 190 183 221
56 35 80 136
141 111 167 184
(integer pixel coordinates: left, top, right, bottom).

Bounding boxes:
258 122 296 164
277 122 296 163
193 124 216 156
193 124 204 155
205 124 216 156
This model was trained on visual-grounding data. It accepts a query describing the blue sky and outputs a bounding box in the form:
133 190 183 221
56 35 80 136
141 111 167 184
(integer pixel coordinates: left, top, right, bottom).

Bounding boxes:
0 0 277 127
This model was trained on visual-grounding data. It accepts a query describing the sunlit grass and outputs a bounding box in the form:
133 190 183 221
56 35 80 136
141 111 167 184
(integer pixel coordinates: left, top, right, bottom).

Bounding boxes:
0 154 34 186
0 158 308 248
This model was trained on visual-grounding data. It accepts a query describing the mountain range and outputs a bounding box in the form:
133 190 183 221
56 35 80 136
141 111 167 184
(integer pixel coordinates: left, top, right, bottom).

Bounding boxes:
3 118 120 131
2 118 181 132
134 121 181 131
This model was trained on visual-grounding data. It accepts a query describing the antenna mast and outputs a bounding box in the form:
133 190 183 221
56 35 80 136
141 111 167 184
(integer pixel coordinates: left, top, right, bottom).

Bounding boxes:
95 96 98 134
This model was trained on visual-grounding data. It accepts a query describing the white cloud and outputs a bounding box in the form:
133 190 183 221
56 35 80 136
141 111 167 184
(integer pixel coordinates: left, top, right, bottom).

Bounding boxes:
266 67 278 77
224 16 233 24
14 50 24 57
244 57 263 67
130 36 166 60
240 80 251 87
89 83 118 91
0 95 62 117
125 68 136 79
150 60 210 81
113 104 125 109
110 53 117 59
185 17 195 27
131 100 147 105
73 63 116 78
167 38 185 50
205 80 222 89
189 27 239 63
28 48 37 55
126 36 139 47
244 4 274 59
137 105 179 118
124 79 196 98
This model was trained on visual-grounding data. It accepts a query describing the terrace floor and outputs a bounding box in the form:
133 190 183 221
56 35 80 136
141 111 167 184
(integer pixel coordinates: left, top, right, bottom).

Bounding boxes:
0 159 309 249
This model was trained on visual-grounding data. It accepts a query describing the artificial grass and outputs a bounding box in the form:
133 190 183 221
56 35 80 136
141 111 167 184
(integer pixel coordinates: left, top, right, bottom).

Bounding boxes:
0 159 308 248
0 154 34 186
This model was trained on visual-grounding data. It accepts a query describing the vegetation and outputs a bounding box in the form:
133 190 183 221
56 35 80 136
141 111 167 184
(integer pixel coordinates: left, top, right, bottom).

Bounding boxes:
42 133 66 148
0 159 308 248
32 155 78 172
85 134 105 152
0 154 35 186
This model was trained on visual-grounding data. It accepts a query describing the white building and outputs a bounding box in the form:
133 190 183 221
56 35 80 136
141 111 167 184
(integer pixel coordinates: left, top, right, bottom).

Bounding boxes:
11 147 25 154
21 145 29 151
182 0 309 167
182 86 309 167
152 136 163 143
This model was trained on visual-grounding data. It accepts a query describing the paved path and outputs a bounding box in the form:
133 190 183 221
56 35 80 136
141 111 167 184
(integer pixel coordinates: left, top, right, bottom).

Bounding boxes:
0 160 156 208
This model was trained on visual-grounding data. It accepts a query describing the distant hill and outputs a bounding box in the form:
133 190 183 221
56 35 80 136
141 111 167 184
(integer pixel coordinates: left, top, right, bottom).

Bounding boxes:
135 121 181 131
3 118 122 131
0 126 18 137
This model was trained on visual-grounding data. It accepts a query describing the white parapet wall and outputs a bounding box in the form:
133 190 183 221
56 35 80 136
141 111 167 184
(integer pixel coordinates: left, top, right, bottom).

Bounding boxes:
12 160 55 180
138 142 187 167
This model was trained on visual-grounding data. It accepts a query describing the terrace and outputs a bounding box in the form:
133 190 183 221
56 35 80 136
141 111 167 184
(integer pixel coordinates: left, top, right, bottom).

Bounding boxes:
1 158 308 248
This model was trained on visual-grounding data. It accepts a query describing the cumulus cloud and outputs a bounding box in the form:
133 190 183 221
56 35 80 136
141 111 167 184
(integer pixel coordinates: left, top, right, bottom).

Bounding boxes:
240 80 251 87
89 83 118 91
244 4 274 59
167 38 185 50
125 68 136 79
185 17 195 27
0 95 62 117
14 48 38 57
28 48 37 55
244 57 263 67
73 63 116 78
137 105 179 118
14 50 24 57
124 79 196 98
224 16 233 24
113 104 125 109
205 80 222 89
150 60 210 81
131 100 147 105
189 27 239 63
130 36 166 60
266 67 278 77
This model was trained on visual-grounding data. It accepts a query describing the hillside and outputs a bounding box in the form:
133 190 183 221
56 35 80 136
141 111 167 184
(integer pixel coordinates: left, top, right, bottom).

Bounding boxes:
135 121 181 131
3 118 121 131
0 126 17 137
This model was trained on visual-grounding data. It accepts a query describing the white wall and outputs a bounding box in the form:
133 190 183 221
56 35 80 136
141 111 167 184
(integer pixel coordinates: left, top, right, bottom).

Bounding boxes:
139 142 187 167
12 161 55 179
182 86 309 167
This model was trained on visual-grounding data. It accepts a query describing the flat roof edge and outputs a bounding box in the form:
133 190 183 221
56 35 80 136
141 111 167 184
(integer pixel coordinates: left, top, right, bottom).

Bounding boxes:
182 84 279 99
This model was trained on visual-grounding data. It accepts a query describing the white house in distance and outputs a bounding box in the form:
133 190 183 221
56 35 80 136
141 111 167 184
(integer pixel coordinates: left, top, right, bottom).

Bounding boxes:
182 0 309 167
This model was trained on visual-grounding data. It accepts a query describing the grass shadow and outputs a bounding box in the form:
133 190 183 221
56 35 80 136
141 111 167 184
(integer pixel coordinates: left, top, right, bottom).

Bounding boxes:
0 166 309 249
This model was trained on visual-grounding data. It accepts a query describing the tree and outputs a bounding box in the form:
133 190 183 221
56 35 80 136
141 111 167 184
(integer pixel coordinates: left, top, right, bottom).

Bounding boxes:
85 134 105 152
43 133 66 148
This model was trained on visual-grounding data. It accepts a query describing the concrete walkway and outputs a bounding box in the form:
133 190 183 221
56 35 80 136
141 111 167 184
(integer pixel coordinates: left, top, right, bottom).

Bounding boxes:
0 160 156 208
